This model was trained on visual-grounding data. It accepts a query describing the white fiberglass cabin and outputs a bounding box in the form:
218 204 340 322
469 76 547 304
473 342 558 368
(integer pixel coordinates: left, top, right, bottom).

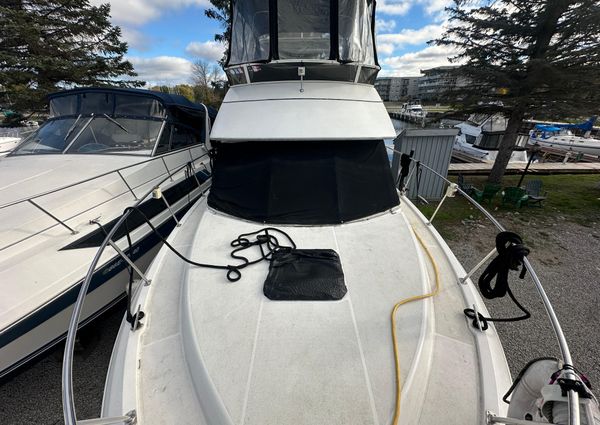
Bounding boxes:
454 114 528 163
64 2 598 425
0 87 213 378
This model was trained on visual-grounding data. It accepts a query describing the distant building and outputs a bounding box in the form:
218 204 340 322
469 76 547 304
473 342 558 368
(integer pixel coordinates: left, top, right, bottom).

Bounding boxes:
418 66 469 102
375 77 421 102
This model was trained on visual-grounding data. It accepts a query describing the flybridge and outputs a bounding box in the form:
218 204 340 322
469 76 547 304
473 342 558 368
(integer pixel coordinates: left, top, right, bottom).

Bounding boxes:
225 0 380 85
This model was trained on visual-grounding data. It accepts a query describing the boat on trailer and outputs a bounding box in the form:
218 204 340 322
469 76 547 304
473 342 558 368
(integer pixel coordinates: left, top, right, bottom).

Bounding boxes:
528 118 600 157
63 2 598 425
454 114 529 163
0 87 213 379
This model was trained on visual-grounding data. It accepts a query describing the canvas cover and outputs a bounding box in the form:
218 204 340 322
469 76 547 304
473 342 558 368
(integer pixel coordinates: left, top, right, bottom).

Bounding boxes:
207 140 400 224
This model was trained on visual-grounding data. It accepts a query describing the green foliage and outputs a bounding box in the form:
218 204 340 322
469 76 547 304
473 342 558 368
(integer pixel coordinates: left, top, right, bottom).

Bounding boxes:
0 0 144 113
205 0 231 65
434 0 600 184
436 0 600 119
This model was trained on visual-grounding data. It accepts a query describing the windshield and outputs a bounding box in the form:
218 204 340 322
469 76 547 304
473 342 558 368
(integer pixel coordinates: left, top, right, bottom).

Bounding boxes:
12 116 164 156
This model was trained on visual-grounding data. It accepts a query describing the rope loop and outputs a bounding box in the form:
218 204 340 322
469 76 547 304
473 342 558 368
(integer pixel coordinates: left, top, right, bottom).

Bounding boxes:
464 231 532 330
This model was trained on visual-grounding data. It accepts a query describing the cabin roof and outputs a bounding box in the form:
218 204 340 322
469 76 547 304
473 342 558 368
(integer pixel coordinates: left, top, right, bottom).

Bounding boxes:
48 87 217 118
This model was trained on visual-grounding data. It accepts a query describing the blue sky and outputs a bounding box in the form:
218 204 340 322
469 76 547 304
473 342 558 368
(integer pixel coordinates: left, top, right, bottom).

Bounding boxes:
93 0 455 85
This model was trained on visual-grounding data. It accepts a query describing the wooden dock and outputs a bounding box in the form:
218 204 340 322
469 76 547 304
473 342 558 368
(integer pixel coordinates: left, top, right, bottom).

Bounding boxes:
448 161 600 175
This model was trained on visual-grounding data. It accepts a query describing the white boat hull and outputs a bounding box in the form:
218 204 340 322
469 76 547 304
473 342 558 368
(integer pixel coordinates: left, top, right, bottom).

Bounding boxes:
529 137 600 157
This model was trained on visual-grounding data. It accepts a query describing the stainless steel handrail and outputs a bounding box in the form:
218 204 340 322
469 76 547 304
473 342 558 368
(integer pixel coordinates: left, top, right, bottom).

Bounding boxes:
0 146 206 210
387 146 581 425
62 151 210 425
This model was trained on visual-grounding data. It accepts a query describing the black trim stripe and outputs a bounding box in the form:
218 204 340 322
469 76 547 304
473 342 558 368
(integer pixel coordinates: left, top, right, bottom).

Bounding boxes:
0 191 202 358
61 170 209 250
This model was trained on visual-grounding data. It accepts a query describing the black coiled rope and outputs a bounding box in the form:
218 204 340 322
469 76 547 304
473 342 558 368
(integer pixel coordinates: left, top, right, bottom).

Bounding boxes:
121 206 296 283
464 231 531 331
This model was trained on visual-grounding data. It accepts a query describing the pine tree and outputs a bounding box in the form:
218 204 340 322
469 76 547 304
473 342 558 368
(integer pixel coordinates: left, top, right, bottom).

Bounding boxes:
0 0 144 113
205 0 231 65
435 0 600 184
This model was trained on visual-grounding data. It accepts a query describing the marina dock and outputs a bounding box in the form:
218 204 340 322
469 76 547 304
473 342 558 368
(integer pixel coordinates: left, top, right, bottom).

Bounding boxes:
449 161 600 175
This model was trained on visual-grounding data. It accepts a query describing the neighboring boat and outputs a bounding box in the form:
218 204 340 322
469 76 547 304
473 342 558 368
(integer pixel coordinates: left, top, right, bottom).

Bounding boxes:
63 2 598 425
529 117 600 157
0 87 214 378
400 101 427 120
0 136 21 157
454 114 529 163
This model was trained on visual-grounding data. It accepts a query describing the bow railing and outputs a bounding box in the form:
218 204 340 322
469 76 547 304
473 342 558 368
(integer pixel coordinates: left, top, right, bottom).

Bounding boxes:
388 146 582 425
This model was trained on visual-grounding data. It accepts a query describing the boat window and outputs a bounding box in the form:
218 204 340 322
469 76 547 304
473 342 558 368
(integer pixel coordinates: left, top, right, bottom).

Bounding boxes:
475 132 503 150
49 95 78 117
339 0 375 65
66 117 162 155
465 134 477 145
229 0 270 65
170 125 199 151
278 0 331 60
11 117 81 155
114 95 166 118
80 93 114 115
155 125 172 155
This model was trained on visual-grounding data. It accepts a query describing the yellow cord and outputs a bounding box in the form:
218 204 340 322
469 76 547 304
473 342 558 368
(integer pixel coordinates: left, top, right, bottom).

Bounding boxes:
391 226 441 425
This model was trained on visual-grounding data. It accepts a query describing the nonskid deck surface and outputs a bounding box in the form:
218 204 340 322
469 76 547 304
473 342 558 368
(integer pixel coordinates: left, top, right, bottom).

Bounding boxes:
128 197 488 425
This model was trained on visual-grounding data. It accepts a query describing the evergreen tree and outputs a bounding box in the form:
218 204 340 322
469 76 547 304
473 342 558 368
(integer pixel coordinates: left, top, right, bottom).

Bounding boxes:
435 0 600 183
205 0 231 65
0 0 143 113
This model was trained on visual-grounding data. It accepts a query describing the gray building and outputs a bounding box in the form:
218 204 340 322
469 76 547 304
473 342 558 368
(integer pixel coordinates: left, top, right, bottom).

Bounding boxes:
375 77 421 102
418 66 469 102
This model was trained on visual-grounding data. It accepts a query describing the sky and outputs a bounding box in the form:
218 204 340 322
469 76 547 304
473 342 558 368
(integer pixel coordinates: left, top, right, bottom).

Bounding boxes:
92 0 456 86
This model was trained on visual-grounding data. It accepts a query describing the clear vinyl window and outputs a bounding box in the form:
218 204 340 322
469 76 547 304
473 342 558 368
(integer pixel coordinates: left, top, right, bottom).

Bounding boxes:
229 0 270 65
277 0 331 60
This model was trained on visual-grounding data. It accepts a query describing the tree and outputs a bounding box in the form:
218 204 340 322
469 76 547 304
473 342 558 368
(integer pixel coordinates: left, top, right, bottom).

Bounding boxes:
0 0 143 113
192 59 223 106
435 0 600 184
205 0 231 65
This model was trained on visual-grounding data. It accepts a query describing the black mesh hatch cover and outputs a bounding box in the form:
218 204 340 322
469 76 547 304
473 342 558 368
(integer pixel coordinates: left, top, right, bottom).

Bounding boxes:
263 249 347 301
207 140 400 225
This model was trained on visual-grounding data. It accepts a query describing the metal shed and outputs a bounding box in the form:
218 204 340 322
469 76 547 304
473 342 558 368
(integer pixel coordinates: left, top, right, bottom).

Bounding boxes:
391 128 458 201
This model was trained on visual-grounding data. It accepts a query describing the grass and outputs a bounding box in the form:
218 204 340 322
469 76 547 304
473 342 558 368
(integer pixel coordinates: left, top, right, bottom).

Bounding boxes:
417 174 600 239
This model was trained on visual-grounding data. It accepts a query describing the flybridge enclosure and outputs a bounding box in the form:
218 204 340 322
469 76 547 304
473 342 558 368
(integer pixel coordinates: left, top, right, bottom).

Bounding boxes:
225 0 379 85
48 87 217 124
207 140 400 224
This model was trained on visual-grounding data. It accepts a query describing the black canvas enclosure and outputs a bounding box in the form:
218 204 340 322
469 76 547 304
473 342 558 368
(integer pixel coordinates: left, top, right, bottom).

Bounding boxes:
207 140 400 224
263 249 347 301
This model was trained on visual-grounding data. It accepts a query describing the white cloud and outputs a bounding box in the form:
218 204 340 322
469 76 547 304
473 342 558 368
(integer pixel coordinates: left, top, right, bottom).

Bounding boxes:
378 0 451 16
185 41 226 62
128 56 194 85
121 27 151 51
90 0 210 53
378 0 412 15
375 19 397 33
377 24 446 53
91 0 210 26
381 44 460 76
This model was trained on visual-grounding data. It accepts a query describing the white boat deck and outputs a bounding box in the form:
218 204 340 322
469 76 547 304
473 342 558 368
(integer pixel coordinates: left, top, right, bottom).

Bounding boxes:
109 197 512 424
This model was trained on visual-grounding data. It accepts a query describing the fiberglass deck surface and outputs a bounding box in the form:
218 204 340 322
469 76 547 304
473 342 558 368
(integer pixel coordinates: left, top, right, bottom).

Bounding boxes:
134 198 482 425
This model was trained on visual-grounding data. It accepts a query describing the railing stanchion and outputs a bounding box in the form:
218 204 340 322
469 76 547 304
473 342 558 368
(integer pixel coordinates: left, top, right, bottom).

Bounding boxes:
161 196 180 227
428 183 457 225
28 199 78 235
161 157 173 182
117 170 138 200
108 240 151 285
459 248 497 285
